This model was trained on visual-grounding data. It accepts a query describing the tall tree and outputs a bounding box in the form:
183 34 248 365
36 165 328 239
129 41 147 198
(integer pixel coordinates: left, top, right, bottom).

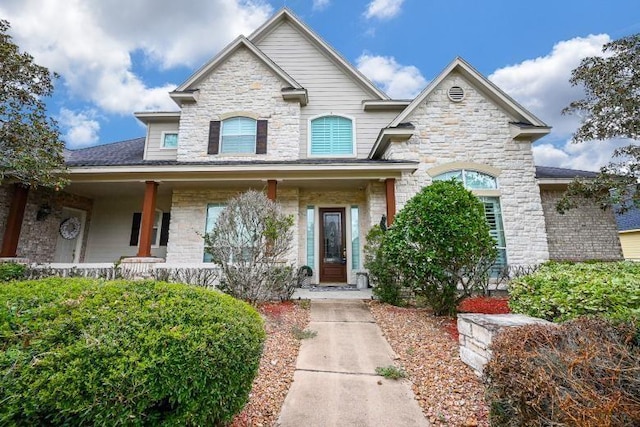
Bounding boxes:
0 19 67 189
558 34 640 213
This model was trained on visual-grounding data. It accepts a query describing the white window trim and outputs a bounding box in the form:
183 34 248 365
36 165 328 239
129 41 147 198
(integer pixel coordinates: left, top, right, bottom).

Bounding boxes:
307 113 357 158
220 117 258 155
160 131 178 150
151 209 163 248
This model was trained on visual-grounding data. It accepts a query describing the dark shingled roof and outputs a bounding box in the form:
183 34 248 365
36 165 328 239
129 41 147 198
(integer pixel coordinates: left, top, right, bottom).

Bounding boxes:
616 207 640 231
535 165 598 179
64 137 418 167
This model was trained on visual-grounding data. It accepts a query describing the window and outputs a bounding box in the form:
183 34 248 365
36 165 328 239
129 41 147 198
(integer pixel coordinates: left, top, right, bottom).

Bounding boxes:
161 132 178 149
129 210 170 247
203 203 225 262
306 206 315 267
221 117 257 154
433 169 506 269
351 206 360 269
310 115 354 156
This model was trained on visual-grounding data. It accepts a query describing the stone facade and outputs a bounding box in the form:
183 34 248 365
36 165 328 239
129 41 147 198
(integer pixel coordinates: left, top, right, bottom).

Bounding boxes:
385 73 550 266
458 313 553 376
166 187 299 265
0 186 93 262
540 189 623 261
177 47 301 162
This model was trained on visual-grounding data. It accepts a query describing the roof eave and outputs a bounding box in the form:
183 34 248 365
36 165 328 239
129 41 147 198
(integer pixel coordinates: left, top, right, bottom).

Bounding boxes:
369 127 415 159
281 88 309 106
362 100 412 111
134 111 182 124
510 123 552 142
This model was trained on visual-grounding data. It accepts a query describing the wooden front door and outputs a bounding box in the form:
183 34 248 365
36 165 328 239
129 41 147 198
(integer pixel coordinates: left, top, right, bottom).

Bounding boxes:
319 208 347 283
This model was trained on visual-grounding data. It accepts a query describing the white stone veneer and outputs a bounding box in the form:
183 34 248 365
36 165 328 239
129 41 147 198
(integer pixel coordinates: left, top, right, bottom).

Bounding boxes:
177 47 301 162
385 72 549 266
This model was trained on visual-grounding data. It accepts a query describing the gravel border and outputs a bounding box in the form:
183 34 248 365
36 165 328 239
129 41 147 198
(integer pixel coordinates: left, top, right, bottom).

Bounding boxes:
231 301 310 427
368 302 489 426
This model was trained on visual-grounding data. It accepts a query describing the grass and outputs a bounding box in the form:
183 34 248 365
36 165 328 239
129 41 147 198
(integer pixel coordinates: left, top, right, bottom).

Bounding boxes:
375 365 407 380
291 326 317 340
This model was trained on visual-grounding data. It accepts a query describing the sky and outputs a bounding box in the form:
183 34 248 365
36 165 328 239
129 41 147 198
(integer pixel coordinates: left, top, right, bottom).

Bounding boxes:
1 0 639 171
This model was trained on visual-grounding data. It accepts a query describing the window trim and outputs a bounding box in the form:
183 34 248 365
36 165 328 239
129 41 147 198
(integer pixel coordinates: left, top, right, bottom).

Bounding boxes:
160 131 178 150
307 113 357 158
220 116 257 155
150 209 163 248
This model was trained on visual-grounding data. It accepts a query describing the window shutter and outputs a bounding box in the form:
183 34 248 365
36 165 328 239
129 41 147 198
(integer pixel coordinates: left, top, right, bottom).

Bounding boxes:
160 213 171 246
256 120 268 154
208 121 221 154
130 212 142 246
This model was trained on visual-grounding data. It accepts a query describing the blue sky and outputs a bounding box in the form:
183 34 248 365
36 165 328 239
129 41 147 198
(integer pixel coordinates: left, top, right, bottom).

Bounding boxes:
1 0 639 170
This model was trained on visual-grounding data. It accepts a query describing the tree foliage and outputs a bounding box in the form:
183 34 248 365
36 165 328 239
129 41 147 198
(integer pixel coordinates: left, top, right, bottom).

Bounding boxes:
204 190 297 303
0 19 66 188
559 34 640 213
382 180 498 316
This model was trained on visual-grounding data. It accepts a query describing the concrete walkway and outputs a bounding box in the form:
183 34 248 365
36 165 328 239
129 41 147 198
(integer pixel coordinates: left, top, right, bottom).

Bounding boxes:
276 300 429 427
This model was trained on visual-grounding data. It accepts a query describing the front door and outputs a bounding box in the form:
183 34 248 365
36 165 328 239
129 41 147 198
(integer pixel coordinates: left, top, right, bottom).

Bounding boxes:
319 208 347 283
54 207 86 263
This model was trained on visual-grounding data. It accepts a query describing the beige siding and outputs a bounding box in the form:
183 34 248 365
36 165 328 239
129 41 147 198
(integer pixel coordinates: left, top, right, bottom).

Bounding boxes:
84 195 172 262
619 231 640 260
144 121 179 161
256 21 398 158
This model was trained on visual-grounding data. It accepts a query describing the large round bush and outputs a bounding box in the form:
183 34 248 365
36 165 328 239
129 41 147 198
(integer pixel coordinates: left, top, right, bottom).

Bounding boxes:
0 278 265 426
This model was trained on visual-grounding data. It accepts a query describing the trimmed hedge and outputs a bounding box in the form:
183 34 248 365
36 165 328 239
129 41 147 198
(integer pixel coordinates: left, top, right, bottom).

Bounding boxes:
0 278 265 426
509 261 640 322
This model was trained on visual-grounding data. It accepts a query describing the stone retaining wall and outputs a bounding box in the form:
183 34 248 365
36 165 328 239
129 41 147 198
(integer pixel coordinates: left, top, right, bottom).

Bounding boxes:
457 313 553 376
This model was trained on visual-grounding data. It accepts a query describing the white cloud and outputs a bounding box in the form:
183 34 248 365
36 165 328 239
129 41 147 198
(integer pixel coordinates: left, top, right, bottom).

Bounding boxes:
364 0 405 20
58 108 101 149
357 53 426 98
489 34 610 138
0 0 272 115
313 0 331 11
533 138 635 172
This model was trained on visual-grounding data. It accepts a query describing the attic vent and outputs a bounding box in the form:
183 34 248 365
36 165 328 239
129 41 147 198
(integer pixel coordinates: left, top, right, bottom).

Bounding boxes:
448 86 465 102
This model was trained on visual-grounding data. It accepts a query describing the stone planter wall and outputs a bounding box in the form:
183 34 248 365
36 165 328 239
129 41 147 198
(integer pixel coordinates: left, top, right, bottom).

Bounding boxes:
458 313 553 376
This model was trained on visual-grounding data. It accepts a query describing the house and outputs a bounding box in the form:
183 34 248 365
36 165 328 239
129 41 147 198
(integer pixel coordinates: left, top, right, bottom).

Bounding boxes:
0 9 623 283
616 205 640 260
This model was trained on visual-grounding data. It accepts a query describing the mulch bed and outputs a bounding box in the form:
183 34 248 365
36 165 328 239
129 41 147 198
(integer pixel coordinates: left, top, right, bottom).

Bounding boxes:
230 301 310 427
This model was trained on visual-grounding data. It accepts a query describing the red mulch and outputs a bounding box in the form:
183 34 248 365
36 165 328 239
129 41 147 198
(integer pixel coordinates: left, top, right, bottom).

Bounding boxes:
458 296 510 315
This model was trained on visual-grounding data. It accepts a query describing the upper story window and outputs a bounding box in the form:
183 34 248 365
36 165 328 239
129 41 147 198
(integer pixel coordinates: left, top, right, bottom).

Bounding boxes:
221 117 257 154
310 115 354 156
207 117 268 155
433 169 497 189
162 132 178 149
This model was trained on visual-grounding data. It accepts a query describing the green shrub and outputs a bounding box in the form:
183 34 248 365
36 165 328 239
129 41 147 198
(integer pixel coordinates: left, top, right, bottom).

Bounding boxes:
364 225 404 305
0 278 265 426
383 180 498 315
509 261 640 322
485 317 640 426
0 262 26 281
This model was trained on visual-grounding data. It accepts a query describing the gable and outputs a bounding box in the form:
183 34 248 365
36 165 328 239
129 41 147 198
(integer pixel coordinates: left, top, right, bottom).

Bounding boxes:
250 9 387 100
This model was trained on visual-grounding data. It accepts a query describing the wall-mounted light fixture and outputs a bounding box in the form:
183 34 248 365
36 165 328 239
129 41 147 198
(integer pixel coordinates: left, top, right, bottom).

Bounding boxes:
36 204 52 221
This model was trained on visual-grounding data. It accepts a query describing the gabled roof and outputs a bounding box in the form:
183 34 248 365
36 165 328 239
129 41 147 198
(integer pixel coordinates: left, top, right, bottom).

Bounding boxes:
248 8 389 100
173 35 302 93
389 57 549 131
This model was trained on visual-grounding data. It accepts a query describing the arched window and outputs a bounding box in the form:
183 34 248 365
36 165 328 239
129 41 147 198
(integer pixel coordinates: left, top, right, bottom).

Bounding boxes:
310 115 354 156
220 117 257 154
433 169 506 270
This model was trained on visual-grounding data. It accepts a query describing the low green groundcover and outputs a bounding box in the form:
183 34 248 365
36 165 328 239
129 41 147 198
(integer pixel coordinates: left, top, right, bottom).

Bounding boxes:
509 261 640 323
0 278 265 426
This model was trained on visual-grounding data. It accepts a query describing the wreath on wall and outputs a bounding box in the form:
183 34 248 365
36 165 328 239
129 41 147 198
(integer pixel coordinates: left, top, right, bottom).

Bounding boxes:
59 217 81 240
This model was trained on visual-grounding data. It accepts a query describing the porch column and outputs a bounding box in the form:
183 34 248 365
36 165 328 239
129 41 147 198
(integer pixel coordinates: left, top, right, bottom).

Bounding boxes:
0 184 29 257
385 178 396 226
137 181 158 257
267 179 277 201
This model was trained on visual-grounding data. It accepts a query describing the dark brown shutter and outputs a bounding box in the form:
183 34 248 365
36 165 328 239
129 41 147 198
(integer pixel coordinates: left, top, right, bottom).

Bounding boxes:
208 121 221 154
129 212 142 246
256 120 268 154
160 213 170 246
